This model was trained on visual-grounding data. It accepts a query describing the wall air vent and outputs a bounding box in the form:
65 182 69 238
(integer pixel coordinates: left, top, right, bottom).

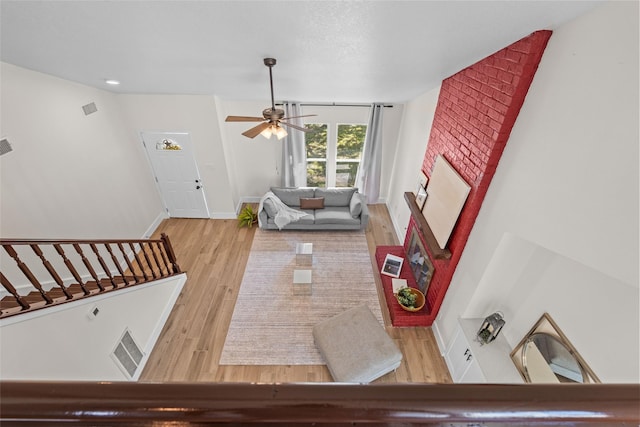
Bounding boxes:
112 329 144 379
82 102 98 115
0 138 13 156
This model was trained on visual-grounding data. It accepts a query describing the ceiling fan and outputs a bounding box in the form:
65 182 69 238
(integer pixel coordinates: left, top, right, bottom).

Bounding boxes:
225 58 316 139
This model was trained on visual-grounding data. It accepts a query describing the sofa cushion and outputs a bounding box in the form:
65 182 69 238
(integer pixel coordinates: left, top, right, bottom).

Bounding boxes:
271 187 315 207
300 197 325 210
263 198 278 217
349 193 363 218
314 187 357 207
314 207 360 226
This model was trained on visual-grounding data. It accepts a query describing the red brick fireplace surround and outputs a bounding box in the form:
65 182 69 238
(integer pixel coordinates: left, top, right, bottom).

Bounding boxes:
379 30 552 327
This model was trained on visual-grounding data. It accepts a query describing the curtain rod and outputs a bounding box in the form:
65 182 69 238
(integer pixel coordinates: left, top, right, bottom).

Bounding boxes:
276 102 393 108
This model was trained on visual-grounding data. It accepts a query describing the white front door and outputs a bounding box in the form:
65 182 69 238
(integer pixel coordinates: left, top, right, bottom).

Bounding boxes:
141 131 209 218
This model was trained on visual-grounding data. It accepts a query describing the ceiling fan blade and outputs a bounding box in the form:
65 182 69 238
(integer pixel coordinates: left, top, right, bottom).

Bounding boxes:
225 116 266 122
281 114 318 120
280 121 312 133
242 122 272 138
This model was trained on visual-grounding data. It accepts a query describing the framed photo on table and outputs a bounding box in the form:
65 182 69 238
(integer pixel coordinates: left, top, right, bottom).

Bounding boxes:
381 253 404 278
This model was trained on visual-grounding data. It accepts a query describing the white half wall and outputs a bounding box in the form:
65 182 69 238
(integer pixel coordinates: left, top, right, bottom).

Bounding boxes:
0 275 186 381
432 1 639 382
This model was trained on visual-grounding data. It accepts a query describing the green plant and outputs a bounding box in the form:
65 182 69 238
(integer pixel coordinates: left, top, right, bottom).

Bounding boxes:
237 205 258 228
396 287 417 308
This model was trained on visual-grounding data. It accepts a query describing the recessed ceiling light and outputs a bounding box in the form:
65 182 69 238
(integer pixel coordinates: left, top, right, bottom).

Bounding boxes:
105 79 120 85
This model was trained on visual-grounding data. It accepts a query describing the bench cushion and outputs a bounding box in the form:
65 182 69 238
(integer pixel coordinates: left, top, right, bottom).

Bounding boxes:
313 305 402 383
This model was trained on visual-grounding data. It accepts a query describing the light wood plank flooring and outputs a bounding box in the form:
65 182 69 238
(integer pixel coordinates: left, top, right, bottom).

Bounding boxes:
140 204 452 383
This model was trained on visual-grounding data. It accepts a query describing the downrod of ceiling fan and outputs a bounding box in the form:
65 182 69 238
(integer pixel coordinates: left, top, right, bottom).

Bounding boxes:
264 58 277 112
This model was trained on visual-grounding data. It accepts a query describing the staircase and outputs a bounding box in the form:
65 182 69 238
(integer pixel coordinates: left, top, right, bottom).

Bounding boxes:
0 234 181 319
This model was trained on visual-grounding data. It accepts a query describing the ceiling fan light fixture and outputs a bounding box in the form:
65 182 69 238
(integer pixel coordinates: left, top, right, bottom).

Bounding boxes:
260 123 288 140
260 125 274 139
225 58 316 139
275 125 288 140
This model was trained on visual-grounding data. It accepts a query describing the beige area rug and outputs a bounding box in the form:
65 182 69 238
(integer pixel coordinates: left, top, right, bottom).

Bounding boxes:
219 229 383 365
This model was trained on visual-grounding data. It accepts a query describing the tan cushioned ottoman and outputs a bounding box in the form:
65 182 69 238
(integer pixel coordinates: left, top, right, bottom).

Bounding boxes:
312 305 402 383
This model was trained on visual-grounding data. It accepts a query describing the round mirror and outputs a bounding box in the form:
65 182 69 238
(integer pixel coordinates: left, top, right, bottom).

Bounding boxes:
522 333 585 383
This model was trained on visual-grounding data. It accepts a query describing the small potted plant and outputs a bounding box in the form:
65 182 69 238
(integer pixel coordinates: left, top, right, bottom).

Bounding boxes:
237 205 258 228
396 287 425 312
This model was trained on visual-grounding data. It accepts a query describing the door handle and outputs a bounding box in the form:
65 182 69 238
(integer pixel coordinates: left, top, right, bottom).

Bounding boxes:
196 185 202 190
195 179 200 183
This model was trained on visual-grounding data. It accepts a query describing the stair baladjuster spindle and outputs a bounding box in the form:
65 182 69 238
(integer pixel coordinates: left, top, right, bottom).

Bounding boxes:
2 244 53 304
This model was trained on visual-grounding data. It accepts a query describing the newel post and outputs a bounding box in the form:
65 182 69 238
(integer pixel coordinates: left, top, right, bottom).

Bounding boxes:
161 233 181 274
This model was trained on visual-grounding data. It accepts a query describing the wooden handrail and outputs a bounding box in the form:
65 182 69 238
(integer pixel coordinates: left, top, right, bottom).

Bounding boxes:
0 381 638 425
0 236 182 319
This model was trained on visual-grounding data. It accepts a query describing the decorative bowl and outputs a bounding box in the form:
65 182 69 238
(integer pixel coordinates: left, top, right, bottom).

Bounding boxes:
396 287 425 312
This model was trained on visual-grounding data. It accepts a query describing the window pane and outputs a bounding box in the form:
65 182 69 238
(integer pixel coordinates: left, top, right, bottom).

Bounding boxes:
336 161 359 187
307 161 326 188
305 124 327 158
337 124 366 160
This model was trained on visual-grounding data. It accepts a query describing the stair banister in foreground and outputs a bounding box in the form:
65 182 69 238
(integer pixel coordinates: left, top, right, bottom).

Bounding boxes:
0 382 638 425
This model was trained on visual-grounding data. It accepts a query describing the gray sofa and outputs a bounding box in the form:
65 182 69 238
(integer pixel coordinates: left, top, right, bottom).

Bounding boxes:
258 187 369 231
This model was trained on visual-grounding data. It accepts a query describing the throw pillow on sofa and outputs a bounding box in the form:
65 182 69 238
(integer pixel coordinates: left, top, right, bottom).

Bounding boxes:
300 197 325 209
349 193 363 218
263 198 278 217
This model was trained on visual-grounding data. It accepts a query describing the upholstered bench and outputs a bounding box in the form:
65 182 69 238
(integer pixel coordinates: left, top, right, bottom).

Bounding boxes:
312 305 403 383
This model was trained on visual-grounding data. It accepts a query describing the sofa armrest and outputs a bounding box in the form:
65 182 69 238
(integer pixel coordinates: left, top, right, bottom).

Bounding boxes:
258 209 269 228
359 195 370 228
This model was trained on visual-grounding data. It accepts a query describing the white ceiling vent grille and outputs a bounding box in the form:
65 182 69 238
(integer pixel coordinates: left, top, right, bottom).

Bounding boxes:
112 329 144 379
0 138 13 156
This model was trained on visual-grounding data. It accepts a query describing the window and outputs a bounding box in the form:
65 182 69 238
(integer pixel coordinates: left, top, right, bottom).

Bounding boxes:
305 124 328 187
305 123 367 188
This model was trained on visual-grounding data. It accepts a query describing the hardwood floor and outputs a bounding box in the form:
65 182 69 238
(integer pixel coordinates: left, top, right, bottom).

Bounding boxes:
140 204 452 383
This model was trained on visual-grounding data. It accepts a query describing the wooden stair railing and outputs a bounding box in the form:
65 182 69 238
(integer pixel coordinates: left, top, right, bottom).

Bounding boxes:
1 381 638 425
0 234 181 319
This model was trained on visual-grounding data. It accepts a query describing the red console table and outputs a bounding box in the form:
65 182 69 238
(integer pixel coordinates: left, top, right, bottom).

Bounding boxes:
375 246 432 327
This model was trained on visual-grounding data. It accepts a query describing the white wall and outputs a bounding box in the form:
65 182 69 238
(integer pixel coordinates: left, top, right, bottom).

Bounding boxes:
0 275 186 381
218 99 289 206
387 86 441 240
0 63 164 239
430 1 638 382
117 94 236 218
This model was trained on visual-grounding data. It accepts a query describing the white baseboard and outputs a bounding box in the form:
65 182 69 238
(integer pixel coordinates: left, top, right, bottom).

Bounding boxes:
235 197 262 215
388 206 407 244
210 212 237 220
432 317 447 356
143 212 168 239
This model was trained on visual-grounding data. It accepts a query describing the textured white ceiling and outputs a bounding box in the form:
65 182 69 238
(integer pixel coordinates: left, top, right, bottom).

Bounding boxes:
1 1 602 103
